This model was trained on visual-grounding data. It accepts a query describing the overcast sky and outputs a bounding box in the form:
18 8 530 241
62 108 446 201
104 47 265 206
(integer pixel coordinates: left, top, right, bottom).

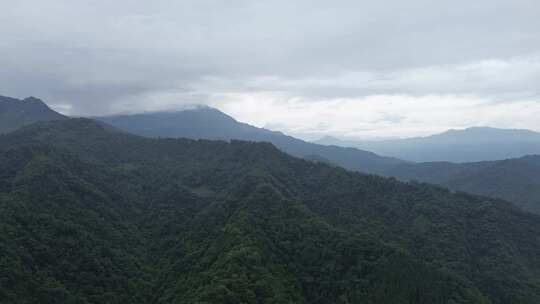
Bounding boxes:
1 0 539 139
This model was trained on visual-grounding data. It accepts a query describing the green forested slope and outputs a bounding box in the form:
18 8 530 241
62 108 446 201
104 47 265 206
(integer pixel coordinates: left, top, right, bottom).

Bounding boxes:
1 119 539 303
383 156 540 215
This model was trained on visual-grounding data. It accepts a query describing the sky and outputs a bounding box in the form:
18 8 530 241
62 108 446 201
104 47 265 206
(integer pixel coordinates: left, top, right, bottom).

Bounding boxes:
1 0 539 139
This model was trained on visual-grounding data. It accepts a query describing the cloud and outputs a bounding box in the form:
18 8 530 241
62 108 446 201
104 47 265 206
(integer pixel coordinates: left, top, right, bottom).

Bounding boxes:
201 54 540 98
213 93 540 139
0 0 539 136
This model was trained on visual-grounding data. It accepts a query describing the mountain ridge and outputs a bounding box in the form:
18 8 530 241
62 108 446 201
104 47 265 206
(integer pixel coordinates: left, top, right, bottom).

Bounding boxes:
2 93 540 217
315 126 540 162
382 154 540 214
96 108 406 174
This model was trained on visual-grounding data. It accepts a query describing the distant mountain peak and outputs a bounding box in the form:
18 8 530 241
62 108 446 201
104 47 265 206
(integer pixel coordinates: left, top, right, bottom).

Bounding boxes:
97 108 405 174
0 94 67 134
23 96 42 102
442 126 535 133
110 105 235 120
315 125 540 163
438 126 540 138
22 96 52 110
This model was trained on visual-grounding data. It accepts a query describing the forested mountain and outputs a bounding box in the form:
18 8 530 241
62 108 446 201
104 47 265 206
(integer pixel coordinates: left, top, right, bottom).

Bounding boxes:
1 118 540 303
383 155 540 215
316 127 540 162
96 109 540 215
0 95 67 134
96 108 405 174
2 94 538 218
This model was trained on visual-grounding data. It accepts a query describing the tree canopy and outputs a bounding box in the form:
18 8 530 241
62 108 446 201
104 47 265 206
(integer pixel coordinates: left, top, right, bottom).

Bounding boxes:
1 119 539 303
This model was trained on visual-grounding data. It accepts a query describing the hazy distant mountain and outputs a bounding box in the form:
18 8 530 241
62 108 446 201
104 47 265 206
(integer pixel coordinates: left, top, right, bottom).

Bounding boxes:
316 127 540 162
383 155 540 214
97 107 406 174
0 95 67 134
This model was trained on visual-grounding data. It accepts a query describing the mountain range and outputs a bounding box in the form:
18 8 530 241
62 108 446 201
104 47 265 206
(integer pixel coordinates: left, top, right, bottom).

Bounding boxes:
95 108 540 215
2 95 540 302
2 118 540 303
95 108 405 174
316 127 540 163
2 95 540 215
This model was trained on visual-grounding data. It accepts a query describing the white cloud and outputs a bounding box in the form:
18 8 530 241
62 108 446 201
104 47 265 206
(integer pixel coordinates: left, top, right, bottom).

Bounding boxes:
212 93 540 140
198 54 540 98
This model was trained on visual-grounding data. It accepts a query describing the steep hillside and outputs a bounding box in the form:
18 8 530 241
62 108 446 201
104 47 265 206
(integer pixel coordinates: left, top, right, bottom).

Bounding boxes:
0 95 67 133
96 108 405 174
1 119 540 303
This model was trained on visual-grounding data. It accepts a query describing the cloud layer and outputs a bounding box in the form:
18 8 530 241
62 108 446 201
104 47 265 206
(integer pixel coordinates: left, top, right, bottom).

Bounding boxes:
1 0 539 138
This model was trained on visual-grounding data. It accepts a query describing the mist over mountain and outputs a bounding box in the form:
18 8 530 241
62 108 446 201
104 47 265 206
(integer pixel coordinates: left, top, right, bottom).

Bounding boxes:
2 118 540 303
316 127 540 162
0 95 67 134
96 108 406 174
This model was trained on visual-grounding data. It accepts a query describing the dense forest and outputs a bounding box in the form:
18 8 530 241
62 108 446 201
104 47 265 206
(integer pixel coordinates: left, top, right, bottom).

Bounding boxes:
1 118 540 303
